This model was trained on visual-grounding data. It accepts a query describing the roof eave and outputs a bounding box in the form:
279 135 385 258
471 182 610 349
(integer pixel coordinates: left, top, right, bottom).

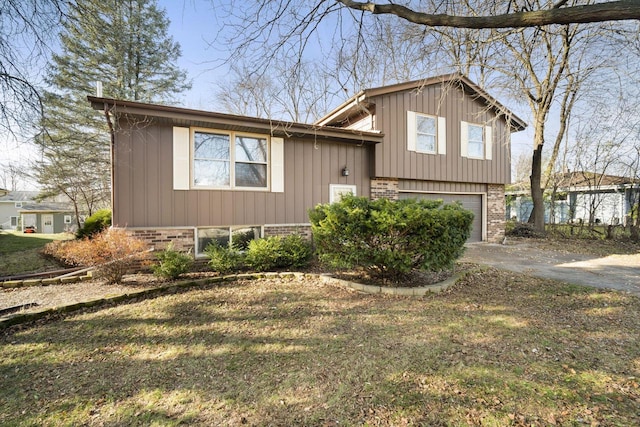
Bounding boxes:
315 73 528 132
88 96 383 146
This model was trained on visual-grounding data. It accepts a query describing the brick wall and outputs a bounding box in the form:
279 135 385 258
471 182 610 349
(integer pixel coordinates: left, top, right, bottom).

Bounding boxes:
486 184 506 243
125 228 195 253
264 224 312 239
370 178 399 200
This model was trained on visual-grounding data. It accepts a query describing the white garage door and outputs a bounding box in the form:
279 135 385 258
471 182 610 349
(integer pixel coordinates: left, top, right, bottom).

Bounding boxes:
399 193 483 242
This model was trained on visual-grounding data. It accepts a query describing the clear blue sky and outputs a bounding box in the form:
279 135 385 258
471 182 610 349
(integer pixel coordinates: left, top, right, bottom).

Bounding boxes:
158 0 228 109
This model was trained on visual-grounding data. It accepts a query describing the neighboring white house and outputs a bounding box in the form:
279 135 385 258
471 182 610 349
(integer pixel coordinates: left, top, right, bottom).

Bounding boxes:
0 191 39 230
507 172 640 225
0 191 77 233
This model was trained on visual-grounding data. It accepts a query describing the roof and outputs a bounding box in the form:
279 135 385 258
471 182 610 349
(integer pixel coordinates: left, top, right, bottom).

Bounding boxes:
554 172 637 188
315 73 527 132
507 171 639 194
18 202 74 213
0 191 40 203
88 97 384 146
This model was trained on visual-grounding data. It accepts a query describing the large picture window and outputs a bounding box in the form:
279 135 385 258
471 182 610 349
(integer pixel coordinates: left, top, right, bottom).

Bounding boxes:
193 130 268 189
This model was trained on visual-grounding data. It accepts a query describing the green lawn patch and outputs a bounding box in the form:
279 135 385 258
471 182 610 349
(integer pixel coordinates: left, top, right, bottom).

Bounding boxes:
0 231 73 276
1 269 639 425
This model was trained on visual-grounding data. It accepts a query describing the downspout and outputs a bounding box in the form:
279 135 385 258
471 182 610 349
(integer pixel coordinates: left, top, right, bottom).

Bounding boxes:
103 102 115 218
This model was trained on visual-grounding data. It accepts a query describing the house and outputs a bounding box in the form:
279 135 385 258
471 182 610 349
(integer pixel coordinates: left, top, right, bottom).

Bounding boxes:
18 203 77 234
507 172 640 225
0 191 39 230
0 191 77 233
89 74 526 256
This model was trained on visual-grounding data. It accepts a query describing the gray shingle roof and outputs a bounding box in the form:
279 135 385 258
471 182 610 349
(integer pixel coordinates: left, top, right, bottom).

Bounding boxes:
0 191 40 202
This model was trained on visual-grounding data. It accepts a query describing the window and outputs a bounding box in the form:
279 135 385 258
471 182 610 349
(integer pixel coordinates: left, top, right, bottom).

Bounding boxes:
196 226 262 255
15 202 22 208
467 124 484 158
193 130 268 189
407 111 446 154
416 115 437 153
461 121 492 160
174 127 283 192
64 215 72 224
329 184 357 203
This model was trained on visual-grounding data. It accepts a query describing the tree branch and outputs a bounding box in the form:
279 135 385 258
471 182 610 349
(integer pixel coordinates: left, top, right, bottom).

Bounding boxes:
336 0 640 28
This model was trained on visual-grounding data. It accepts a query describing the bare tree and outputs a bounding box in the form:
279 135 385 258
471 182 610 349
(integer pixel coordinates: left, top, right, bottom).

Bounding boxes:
565 93 639 228
337 0 640 28
0 162 23 191
0 0 67 134
214 0 639 232
217 60 335 122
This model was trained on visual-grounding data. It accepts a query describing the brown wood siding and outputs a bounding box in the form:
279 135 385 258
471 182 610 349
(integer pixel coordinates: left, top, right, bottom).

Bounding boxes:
371 83 511 184
399 180 487 194
112 121 372 228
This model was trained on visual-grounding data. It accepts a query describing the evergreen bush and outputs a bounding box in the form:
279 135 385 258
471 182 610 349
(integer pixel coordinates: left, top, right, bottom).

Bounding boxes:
245 234 312 271
309 195 473 282
77 209 111 239
205 243 244 274
152 244 193 280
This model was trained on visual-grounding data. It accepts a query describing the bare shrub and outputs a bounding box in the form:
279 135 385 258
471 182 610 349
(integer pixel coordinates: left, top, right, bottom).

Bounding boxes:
43 229 148 284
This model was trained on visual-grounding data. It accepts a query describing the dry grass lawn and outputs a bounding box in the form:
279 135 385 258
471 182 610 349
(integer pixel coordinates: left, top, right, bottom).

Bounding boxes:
1 268 639 426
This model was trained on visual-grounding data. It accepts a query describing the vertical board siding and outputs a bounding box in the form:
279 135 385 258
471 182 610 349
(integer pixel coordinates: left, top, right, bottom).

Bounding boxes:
113 123 372 228
372 82 511 184
399 180 487 194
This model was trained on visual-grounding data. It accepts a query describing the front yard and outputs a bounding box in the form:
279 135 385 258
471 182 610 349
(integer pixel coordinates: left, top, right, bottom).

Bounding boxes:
2 268 639 426
0 230 73 277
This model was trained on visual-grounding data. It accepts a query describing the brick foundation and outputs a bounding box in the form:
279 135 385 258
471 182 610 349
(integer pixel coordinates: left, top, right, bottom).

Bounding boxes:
264 224 312 239
371 178 399 200
487 184 506 243
125 228 195 253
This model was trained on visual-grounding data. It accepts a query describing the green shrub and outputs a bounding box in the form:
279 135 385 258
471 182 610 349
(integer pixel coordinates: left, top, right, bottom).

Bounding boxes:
309 195 473 282
205 242 244 274
152 244 193 280
245 234 312 271
231 229 257 250
281 234 313 268
77 209 111 239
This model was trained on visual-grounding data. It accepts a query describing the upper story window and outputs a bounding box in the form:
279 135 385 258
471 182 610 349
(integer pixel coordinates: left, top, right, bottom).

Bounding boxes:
416 115 437 153
407 111 446 155
15 202 22 208
461 121 493 160
467 124 484 158
193 130 268 189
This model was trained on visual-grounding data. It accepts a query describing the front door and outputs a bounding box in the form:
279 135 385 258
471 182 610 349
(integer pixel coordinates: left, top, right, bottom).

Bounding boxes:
42 214 54 234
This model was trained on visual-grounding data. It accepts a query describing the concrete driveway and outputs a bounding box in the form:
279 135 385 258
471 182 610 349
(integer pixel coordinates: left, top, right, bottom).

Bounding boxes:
462 242 640 296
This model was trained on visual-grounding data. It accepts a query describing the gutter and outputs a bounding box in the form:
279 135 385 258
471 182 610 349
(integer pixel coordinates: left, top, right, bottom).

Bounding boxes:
103 102 116 214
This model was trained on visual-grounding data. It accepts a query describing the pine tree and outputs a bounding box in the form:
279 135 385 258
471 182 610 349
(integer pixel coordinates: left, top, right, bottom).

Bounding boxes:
35 0 190 225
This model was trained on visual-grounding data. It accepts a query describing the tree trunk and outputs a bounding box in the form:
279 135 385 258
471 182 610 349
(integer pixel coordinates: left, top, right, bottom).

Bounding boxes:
530 144 546 233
